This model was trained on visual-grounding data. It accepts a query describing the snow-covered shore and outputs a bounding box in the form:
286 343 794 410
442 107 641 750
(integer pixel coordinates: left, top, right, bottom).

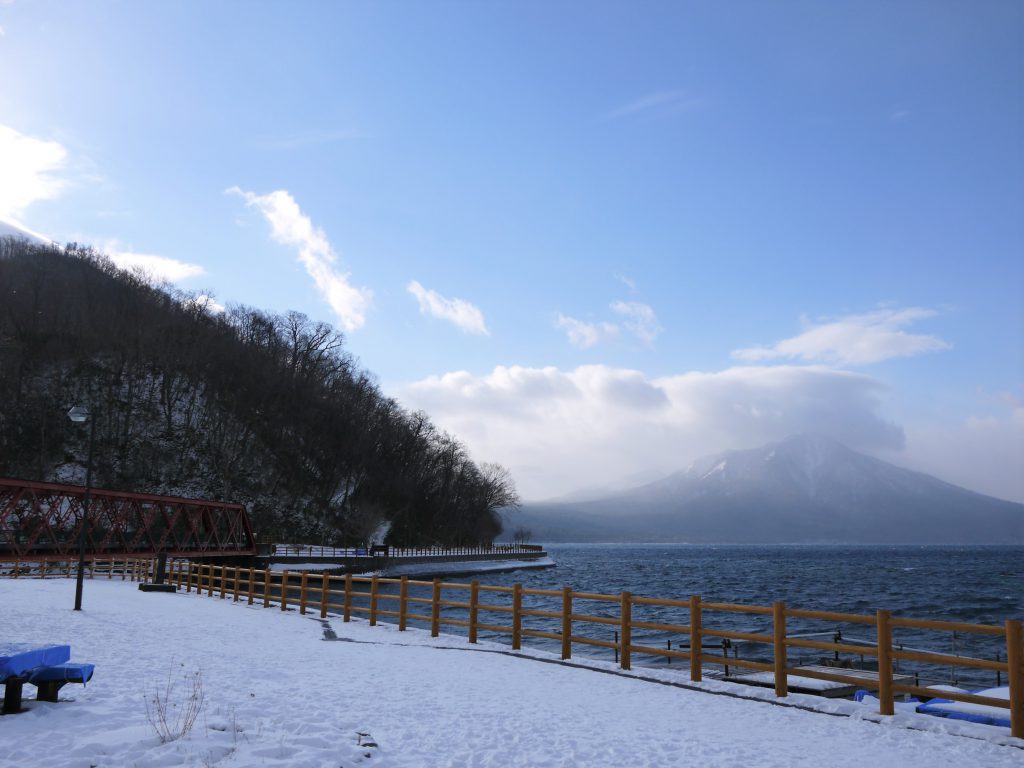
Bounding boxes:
267 555 556 577
2 579 1021 767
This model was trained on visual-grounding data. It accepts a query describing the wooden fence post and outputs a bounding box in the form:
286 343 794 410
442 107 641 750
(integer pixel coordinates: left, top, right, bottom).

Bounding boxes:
431 578 441 637
773 601 788 698
263 569 271 608
689 595 702 682
620 591 632 671
469 581 479 644
320 572 330 618
561 586 573 660
399 576 408 631
343 573 352 622
280 571 290 611
219 565 227 599
206 564 214 597
300 571 309 615
232 566 240 602
1006 619 1023 738
370 575 379 626
876 609 894 716
512 583 523 650
186 562 194 592
247 567 255 605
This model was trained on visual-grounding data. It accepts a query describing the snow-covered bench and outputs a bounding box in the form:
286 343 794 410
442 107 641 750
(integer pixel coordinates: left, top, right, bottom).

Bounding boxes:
1 644 94 714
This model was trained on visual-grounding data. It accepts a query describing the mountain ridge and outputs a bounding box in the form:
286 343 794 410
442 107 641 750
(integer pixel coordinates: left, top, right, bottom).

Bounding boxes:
508 434 1023 544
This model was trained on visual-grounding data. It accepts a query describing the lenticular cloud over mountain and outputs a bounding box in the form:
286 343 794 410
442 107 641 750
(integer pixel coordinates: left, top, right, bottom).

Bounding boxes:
404 363 904 500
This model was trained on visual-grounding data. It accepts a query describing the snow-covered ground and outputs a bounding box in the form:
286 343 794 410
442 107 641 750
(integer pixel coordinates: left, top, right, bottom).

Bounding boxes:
2 579 1021 767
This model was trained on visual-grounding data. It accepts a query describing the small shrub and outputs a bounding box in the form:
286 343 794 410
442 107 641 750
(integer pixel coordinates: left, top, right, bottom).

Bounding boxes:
145 663 205 744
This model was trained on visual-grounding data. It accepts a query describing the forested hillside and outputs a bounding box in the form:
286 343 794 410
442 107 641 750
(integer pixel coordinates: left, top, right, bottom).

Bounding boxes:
0 238 517 544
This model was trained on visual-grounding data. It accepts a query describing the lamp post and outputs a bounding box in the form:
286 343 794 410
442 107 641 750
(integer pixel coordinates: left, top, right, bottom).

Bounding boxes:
67 405 96 611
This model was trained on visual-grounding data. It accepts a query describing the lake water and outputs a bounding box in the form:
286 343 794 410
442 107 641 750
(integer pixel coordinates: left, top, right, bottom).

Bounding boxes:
376 544 1023 689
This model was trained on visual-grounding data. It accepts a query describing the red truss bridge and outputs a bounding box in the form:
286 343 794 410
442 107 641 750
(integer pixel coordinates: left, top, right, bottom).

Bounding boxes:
0 477 256 561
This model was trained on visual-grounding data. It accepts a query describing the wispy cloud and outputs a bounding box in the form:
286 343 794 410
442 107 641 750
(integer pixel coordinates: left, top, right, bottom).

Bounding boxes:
408 281 489 336
605 90 701 120
0 124 68 222
614 273 638 293
611 300 662 345
555 314 618 348
733 307 950 366
555 300 662 348
251 129 368 151
104 241 205 283
227 187 372 332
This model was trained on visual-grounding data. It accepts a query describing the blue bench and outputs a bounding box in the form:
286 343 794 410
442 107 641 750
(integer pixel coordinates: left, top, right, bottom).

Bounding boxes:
1 644 95 714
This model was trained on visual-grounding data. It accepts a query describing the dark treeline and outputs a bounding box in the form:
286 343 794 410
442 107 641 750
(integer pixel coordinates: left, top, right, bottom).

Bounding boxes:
0 239 518 545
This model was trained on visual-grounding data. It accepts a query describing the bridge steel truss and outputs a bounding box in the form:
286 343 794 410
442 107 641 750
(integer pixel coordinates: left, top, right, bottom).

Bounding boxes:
0 478 256 561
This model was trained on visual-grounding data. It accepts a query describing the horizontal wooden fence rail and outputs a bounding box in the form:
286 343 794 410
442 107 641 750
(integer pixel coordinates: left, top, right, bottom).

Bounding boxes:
4 557 1021 738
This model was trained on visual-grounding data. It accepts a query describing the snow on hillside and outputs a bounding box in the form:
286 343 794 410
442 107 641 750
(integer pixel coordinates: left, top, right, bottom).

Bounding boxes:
5 579 1022 766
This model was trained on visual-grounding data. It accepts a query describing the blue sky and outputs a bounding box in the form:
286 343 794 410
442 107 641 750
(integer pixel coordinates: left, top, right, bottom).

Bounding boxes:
1 1 1021 501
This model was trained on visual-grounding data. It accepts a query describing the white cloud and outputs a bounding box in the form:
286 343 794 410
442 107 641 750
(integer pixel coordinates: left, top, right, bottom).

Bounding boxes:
184 293 226 315
0 124 68 221
611 301 662 345
733 308 950 366
228 187 372 332
605 90 701 120
407 281 489 336
403 364 903 500
555 315 618 348
0 216 51 243
889 398 1024 503
104 242 205 283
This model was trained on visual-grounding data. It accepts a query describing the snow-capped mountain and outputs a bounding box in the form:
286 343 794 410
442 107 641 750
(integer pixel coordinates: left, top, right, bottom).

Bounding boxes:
511 434 1024 543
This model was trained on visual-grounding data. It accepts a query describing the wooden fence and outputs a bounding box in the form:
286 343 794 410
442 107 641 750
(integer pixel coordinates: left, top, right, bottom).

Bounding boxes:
5 557 1022 738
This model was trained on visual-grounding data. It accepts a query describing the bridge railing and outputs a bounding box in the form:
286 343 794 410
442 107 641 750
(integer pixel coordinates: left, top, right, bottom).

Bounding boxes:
0 477 256 560
269 543 545 558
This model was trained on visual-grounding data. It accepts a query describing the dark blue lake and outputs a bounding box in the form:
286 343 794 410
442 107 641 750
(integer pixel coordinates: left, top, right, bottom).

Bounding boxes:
389 544 1024 689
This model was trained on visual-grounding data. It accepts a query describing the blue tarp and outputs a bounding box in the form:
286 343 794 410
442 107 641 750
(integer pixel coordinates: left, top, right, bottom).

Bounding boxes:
0 644 71 679
28 662 94 686
915 687 1012 728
